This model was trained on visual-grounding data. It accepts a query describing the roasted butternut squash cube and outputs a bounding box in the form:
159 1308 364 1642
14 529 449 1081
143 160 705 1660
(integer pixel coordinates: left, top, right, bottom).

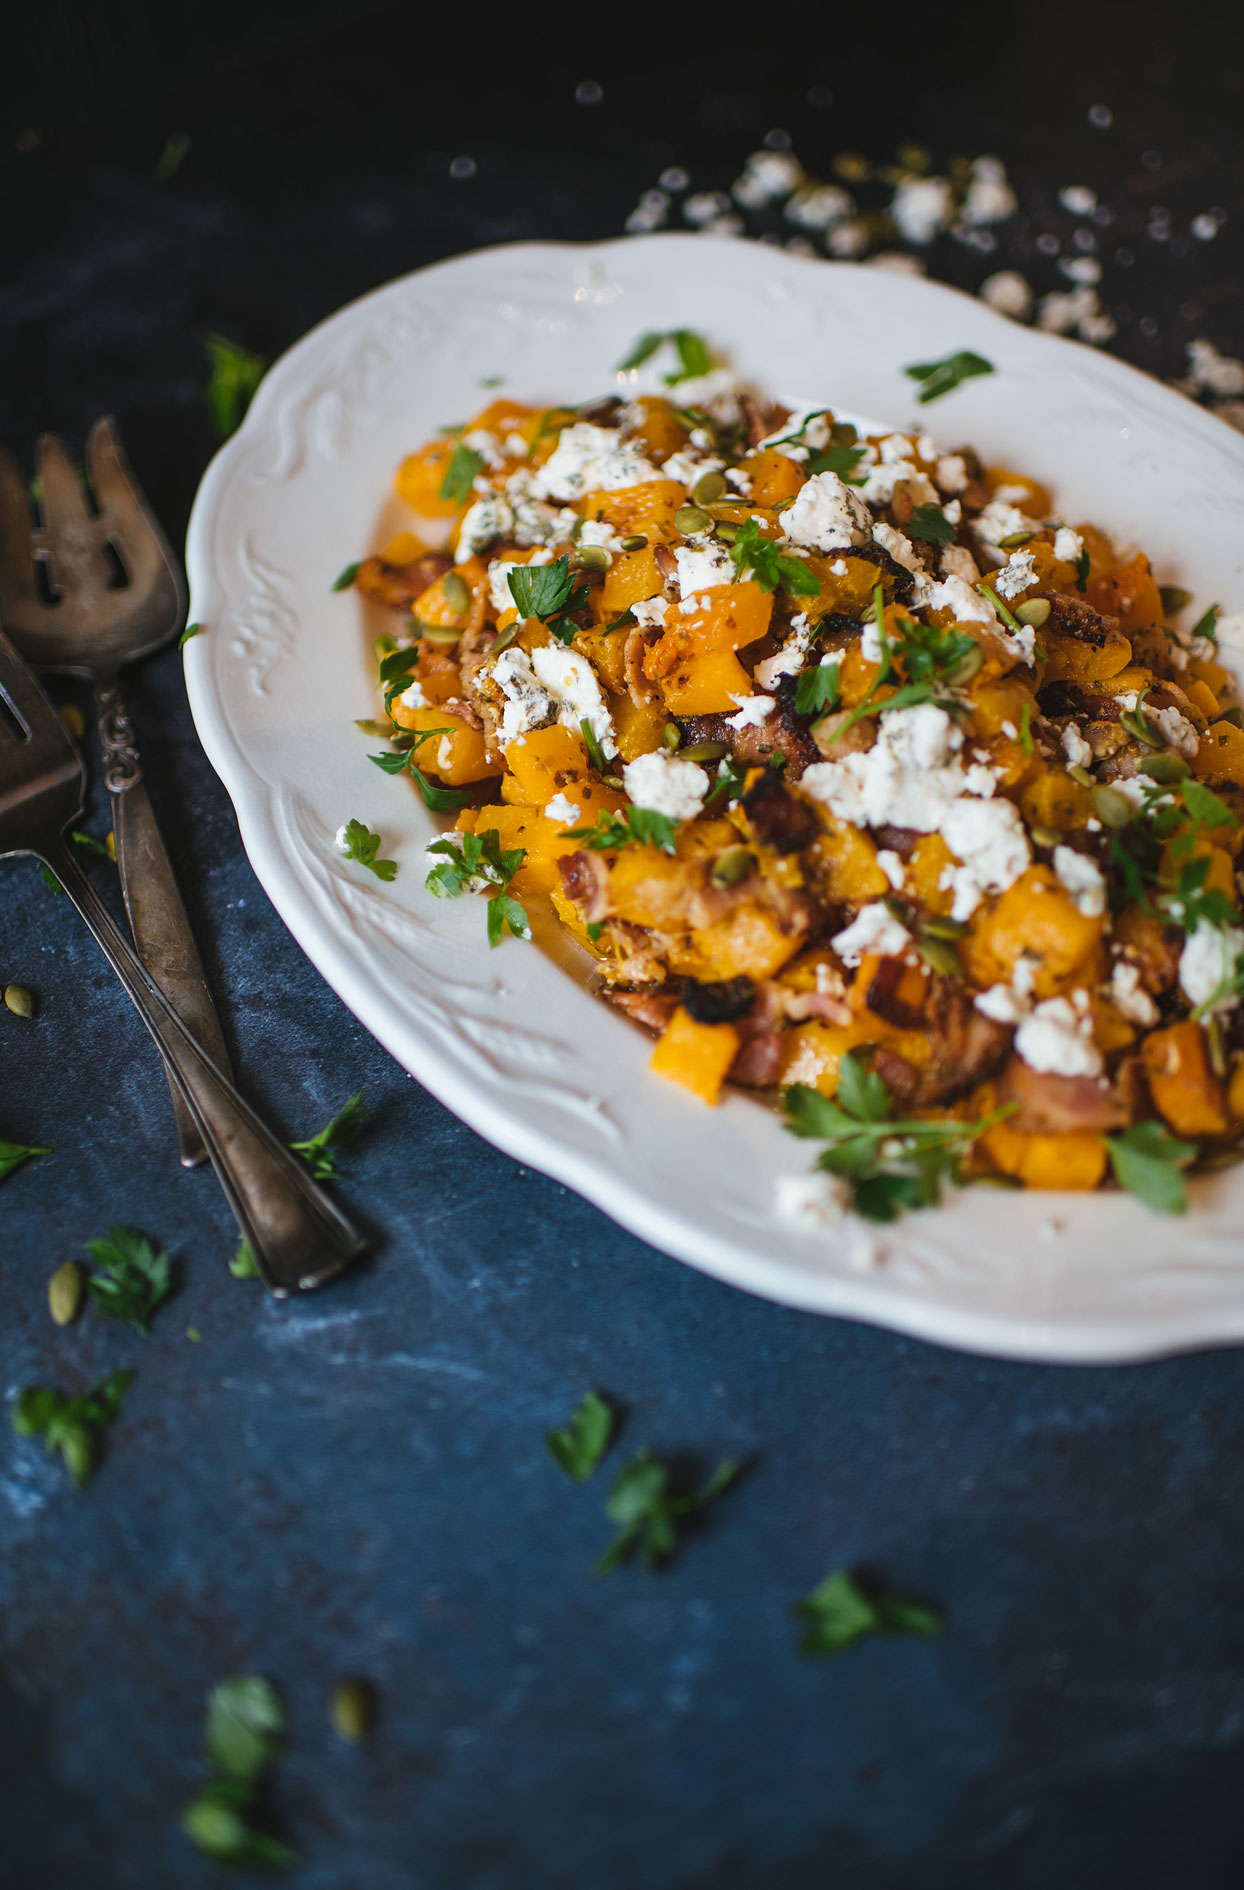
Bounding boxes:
660 650 754 716
389 704 495 785
650 1007 739 1105
395 440 469 518
1141 1021 1229 1137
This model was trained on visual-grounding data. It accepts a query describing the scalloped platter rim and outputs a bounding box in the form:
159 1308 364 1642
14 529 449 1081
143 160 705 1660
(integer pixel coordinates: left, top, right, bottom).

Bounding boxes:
185 234 1244 1363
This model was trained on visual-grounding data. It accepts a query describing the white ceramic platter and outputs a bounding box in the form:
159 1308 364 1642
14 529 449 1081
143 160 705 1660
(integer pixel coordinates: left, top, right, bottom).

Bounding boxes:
185 235 1244 1364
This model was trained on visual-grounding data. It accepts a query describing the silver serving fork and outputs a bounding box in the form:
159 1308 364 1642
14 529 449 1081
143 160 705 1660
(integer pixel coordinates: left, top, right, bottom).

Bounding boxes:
0 623 365 1294
0 420 230 1168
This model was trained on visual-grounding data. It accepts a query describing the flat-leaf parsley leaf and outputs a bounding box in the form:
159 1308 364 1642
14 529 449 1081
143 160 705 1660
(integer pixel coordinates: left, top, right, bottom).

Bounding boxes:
904 349 994 405
338 818 398 881
507 553 591 644
12 1368 134 1487
290 1092 367 1181
0 1136 50 1183
439 442 486 506
369 727 472 812
596 1450 737 1575
728 517 819 598
1104 1121 1197 1214
793 1567 942 1657
425 829 531 947
204 335 267 439
83 1226 173 1335
564 807 679 855
547 1390 616 1483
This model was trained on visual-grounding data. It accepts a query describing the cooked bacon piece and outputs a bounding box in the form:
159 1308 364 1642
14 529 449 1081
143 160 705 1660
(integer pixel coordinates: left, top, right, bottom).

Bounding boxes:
1033 590 1118 648
811 710 875 761
355 552 452 613
605 921 670 986
606 986 681 1032
558 850 612 923
578 396 625 427
869 823 922 856
730 1025 786 1088
624 625 661 706
999 1057 1128 1134
866 957 926 1031
783 988 853 1025
741 770 821 854
872 1047 921 1106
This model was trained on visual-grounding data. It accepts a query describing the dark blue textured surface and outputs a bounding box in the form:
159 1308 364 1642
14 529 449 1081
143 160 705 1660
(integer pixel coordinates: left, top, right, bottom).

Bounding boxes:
4 11 1244 1885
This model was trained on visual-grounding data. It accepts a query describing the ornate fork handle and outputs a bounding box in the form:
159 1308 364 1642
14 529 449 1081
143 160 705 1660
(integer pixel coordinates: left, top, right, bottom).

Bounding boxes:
96 670 235 1169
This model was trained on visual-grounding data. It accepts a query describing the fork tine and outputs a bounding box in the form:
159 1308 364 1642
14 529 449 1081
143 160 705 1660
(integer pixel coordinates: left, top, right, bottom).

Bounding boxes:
85 416 170 590
0 447 40 630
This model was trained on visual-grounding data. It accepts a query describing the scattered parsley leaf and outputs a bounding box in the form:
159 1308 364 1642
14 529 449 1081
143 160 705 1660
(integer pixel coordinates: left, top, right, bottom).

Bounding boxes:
180 622 203 648
1191 603 1221 644
1159 853 1239 934
425 829 531 946
229 1239 260 1280
566 807 679 855
71 828 113 860
904 349 994 405
182 1677 293 1872
728 517 818 598
290 1093 366 1181
204 335 267 439
507 553 590 646
585 920 605 942
338 818 397 882
616 329 712 381
804 442 867 480
370 728 472 812
793 1568 942 1658
1105 1121 1197 1214
906 503 955 548
1018 701 1033 757
206 1677 286 1782
377 644 421 715
39 863 63 895
332 562 360 593
181 1776 295 1872
547 1391 616 1482
702 756 747 813
12 1368 134 1487
794 663 842 718
616 332 667 371
596 1450 737 1574
1075 545 1091 594
1181 778 1236 828
0 1136 50 1183
438 442 486 506
83 1226 173 1335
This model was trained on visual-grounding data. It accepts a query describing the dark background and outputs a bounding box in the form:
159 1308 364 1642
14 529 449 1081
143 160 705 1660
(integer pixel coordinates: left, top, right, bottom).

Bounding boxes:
4 5 1244 1886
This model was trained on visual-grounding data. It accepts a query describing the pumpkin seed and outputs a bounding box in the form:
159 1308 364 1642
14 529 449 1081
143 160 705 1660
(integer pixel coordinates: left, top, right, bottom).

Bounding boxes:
661 722 681 752
942 644 984 687
692 470 726 506
830 422 858 448
373 633 397 661
602 773 626 790
709 846 755 887
354 718 394 738
916 933 962 978
48 1261 83 1327
1214 707 1244 731
679 740 728 762
1119 706 1159 748
418 622 462 646
998 530 1034 549
493 620 521 653
1028 825 1062 848
1091 784 1133 828
674 504 713 535
1138 752 1189 782
882 893 914 926
920 914 970 940
1158 584 1192 615
619 534 648 552
1196 1145 1244 1172
1014 597 1051 627
714 521 738 543
4 983 34 1017
1067 764 1095 787
1207 1014 1228 1077
441 571 471 613
574 545 610 573
330 1677 376 1743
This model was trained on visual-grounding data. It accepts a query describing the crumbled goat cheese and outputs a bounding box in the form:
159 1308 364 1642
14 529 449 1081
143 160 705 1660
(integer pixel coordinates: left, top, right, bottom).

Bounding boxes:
940 544 980 584
854 435 939 508
674 536 737 598
491 645 617 755
918 573 996 627
461 428 504 467
1148 703 1200 759
935 454 969 494
754 615 813 688
1179 922 1244 1013
891 175 954 245
725 465 752 494
975 982 1028 1025
871 521 926 578
501 468 578 548
488 549 554 613
1109 960 1159 1026
940 797 1032 920
533 423 659 502
1054 844 1107 916
544 793 581 827
1053 526 1084 564
876 849 905 890
832 900 913 967
757 410 834 463
1015 997 1104 1077
398 678 428 711
457 494 515 561
622 751 709 821
776 1170 850 1227
1061 723 1094 769
974 499 1038 560
629 595 669 629
657 369 744 422
800 703 996 832
994 547 1039 599
333 825 353 854
661 450 724 489
725 694 777 730
578 518 624 558
979 270 1034 319
781 470 873 553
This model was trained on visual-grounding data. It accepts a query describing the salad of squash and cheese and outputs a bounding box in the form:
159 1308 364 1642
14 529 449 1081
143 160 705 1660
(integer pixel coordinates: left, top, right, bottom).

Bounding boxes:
342 333 1244 1220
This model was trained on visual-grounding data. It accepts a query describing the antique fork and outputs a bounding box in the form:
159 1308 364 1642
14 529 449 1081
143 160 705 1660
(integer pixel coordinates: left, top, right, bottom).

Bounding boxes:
0 419 230 1168
0 621 365 1294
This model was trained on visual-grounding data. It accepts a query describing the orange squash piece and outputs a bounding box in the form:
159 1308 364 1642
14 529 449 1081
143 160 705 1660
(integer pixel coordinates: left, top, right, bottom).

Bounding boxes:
650 1007 740 1104
745 449 806 507
1142 1021 1229 1137
659 650 754 716
395 440 471 518
388 703 495 785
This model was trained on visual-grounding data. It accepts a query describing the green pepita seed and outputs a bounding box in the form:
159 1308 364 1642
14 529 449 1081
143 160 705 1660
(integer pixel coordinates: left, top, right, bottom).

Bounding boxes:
1207 1013 1228 1077
619 534 648 552
830 422 858 448
441 571 471 613
373 633 397 661
602 772 626 790
4 984 33 1018
883 893 915 926
1014 597 1051 627
1196 1145 1244 1172
714 521 738 543
48 1261 83 1327
998 530 1034 549
354 718 395 738
943 644 984 687
1214 708 1244 731
1158 584 1192 616
678 740 729 763
916 933 962 978
418 622 463 646
1091 784 1133 828
673 504 713 535
493 620 521 653
1028 825 1062 848
709 846 755 888
920 914 971 940
574 545 610 573
1138 752 1190 782
1119 707 1159 749
692 470 726 506
661 722 682 752
330 1677 376 1743
1067 763 1095 787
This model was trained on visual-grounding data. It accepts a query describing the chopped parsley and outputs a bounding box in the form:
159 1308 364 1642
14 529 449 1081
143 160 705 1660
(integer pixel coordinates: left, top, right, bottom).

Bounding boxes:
728 517 819 598
12 1369 134 1487
1075 545 1091 593
903 349 994 405
906 503 955 548
181 1676 293 1872
337 819 397 882
783 1051 1013 1220
425 829 531 946
377 644 421 714
1104 1121 1198 1214
332 562 361 593
547 1390 616 1482
0 1136 50 1183
230 1240 260 1280
565 807 679 856
84 1226 173 1335
595 1450 737 1574
290 1092 367 1181
507 552 590 644
370 727 473 812
805 442 867 480
1191 603 1221 644
1018 702 1034 756
831 591 979 740
794 662 842 718
204 335 267 439
702 757 747 813
794 1567 942 1657
179 621 203 648
438 442 486 506
616 329 713 382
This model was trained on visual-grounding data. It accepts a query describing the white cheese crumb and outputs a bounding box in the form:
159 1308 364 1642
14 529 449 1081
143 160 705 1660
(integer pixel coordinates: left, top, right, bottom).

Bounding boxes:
754 615 814 689
1053 526 1084 564
661 450 724 489
333 824 352 854
831 900 912 967
1015 997 1104 1077
776 1171 850 1228
975 982 1027 1025
622 750 709 821
935 454 969 494
1148 703 1201 759
578 518 624 558
940 798 1031 920
398 678 428 710
800 703 996 832
544 793 581 827
533 423 659 502
940 543 980 583
1061 723 1093 769
1053 844 1107 917
1109 960 1159 1026
629 595 669 629
725 694 777 730
456 494 515 561
854 436 938 508
994 547 1039 598
871 521 926 578
1179 922 1244 1013
974 499 1038 560
876 849 905 890
674 536 736 598
781 470 873 553
919 572 996 626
